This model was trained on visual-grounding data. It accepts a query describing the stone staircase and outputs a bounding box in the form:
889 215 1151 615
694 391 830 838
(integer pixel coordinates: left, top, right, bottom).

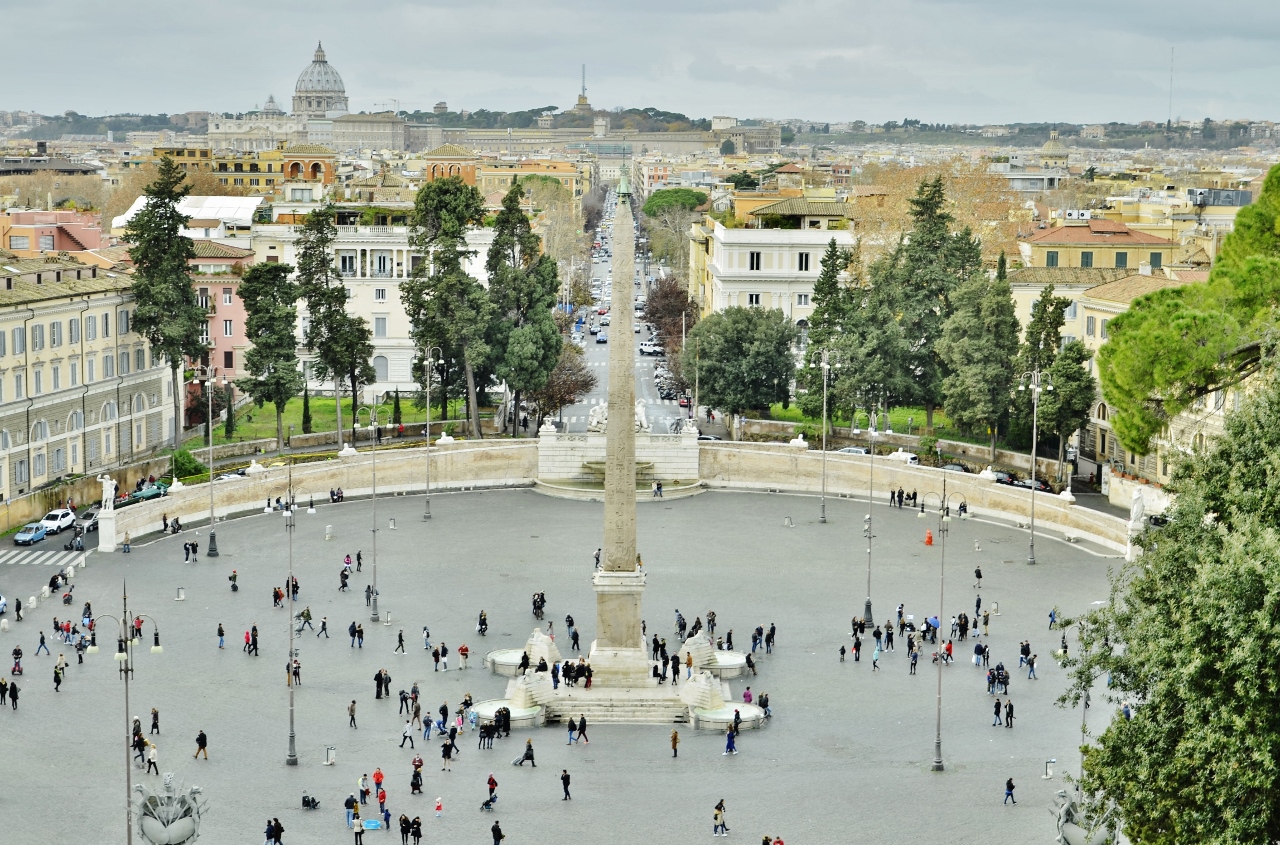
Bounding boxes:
542 687 690 724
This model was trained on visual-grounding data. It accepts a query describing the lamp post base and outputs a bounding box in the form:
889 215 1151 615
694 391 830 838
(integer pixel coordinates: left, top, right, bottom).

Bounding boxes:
286 732 298 766
863 597 873 626
207 530 219 557
370 597 379 623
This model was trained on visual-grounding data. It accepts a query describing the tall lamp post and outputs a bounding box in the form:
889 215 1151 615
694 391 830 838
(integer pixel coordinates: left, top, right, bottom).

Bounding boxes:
1018 369 1053 565
852 403 890 625
421 345 443 521
356 399 393 623
87 582 162 845
811 350 839 523
919 482 968 771
195 365 223 557
270 469 313 766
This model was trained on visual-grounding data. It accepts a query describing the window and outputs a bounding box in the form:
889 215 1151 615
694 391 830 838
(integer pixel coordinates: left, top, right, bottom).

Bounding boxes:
53 448 65 473
51 366 60 390
15 459 27 483
134 394 146 414
8 236 29 250
747 293 761 306
30 324 43 351
797 293 810 306
1079 251 1094 268
85 316 97 340
0 431 8 449
223 288 233 305
68 318 79 344
374 317 387 338
34 452 45 477
135 349 145 371
32 420 46 440
0 331 6 357
374 288 387 302
1045 251 1059 268
50 321 62 347
373 356 389 382
104 431 112 455
103 401 117 421
1150 252 1163 269
1064 301 1077 319
1101 319 1110 339
232 178 244 186
71 443 78 466
1114 252 1128 269
249 178 260 187
14 372 22 399
798 253 810 272
104 355 115 378
223 350 234 369
1086 315 1096 336
86 358 95 382
223 320 233 337
749 251 762 271
68 410 82 431
119 351 130 375
119 310 130 334
102 312 111 337
69 360 78 386
339 254 356 276
33 369 42 395
38 235 55 251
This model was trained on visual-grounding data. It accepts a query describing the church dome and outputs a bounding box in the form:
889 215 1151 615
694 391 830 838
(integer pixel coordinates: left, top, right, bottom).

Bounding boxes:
296 43 345 94
293 43 348 119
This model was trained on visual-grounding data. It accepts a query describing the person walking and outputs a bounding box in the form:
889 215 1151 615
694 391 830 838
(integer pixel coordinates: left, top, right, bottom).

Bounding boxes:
349 700 358 729
146 742 159 775
992 698 1003 726
395 630 405 654
487 773 498 799
250 625 260 656
491 820 505 845
6 680 16 710
193 729 208 760
357 624 364 648
319 617 329 638
974 566 982 588
400 720 415 748
871 643 881 671
723 726 737 755
1027 654 1038 680
1049 608 1057 629
561 769 571 800
441 739 454 771
1005 699 1014 728
151 708 160 734
35 632 49 656
517 738 535 767
1004 777 1017 804
910 649 918 675
577 714 589 744
566 716 577 745
671 729 680 758
217 624 225 649
366 585 374 607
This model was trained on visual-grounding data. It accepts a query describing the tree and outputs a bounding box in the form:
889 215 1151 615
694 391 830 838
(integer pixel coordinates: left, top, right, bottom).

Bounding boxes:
234 262 304 450
1097 163 1280 454
485 184 563 436
725 171 758 191
680 307 797 429
644 276 699 356
404 176 491 438
223 383 236 438
527 344 598 425
1009 282 1071 447
301 385 313 435
937 253 1021 459
1039 340 1096 479
1061 373 1280 845
720 139 736 155
124 155 206 448
796 239 854 420
641 188 707 217
392 388 402 427
295 206 375 445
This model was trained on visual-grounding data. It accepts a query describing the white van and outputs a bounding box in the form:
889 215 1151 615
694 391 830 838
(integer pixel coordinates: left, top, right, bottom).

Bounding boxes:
883 448 920 466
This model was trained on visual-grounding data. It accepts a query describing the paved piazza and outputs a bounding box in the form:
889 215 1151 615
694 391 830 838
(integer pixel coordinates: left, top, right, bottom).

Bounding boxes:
3 487 1115 844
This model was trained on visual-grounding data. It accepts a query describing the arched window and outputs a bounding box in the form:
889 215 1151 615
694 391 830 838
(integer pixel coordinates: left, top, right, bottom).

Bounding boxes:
310 162 323 180
67 410 83 432
373 356 389 382
133 394 146 414
31 420 48 441
1096 403 1108 421
289 162 302 179
102 401 118 421
0 430 10 450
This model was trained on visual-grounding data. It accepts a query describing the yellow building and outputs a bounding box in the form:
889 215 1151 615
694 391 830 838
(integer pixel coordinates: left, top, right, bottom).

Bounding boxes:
476 160 590 199
1020 218 1174 271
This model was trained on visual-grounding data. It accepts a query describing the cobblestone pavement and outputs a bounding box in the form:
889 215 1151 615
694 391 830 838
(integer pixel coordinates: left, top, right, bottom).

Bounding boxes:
0 488 1116 844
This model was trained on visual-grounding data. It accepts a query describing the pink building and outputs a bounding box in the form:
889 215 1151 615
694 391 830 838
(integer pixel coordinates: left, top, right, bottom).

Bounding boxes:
185 243 253 427
0 209 107 255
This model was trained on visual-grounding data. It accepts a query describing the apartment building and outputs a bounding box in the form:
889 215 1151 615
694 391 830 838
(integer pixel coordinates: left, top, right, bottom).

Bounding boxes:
0 254 175 499
1 209 108 257
1019 218 1174 271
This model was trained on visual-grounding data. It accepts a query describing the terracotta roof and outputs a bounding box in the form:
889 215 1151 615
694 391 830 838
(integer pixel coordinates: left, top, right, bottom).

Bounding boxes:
1169 268 1211 283
848 186 889 196
1007 267 1133 286
191 240 254 259
773 163 803 174
1024 220 1172 246
424 143 474 158
282 144 336 156
749 198 854 218
187 218 222 229
1084 274 1188 304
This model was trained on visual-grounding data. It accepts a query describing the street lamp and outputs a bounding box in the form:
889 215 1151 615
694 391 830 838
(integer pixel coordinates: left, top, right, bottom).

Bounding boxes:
809 350 839 523
851 402 891 626
356 399 393 623
194 365 223 557
919 480 968 771
88 582 162 845
1018 368 1054 565
421 345 443 521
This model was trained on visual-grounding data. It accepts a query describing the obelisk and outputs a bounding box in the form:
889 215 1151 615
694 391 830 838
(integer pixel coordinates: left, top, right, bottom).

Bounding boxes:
589 170 651 684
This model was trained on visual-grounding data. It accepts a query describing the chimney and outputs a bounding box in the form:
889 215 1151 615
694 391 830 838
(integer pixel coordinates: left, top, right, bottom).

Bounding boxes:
1139 262 1152 276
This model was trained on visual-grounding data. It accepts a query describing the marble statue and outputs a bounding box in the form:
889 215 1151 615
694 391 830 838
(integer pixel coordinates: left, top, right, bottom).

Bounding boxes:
1052 790 1114 845
587 404 608 432
135 774 208 844
634 400 650 433
98 474 117 511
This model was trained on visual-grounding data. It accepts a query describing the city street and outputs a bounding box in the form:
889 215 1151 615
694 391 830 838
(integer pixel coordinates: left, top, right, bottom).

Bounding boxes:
1 487 1114 844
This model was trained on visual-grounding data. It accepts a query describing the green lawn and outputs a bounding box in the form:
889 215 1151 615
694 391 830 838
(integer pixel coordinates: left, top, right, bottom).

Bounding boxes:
766 403 954 436
188 395 468 447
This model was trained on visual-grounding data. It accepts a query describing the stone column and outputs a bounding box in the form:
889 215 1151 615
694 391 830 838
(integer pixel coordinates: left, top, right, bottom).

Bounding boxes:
590 175 651 685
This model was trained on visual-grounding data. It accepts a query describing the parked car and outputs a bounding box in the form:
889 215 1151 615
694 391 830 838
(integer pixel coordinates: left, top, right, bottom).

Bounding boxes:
883 449 920 466
596 333 608 344
836 446 869 455
941 463 970 473
40 509 77 534
14 523 47 546
992 471 1016 485
697 435 722 441
678 396 690 407
76 507 101 533
1012 477 1053 493
0 594 7 614
634 324 641 333
639 342 663 356
133 481 170 501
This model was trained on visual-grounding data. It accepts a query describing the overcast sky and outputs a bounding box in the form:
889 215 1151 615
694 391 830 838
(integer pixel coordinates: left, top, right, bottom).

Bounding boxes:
8 0 1278 124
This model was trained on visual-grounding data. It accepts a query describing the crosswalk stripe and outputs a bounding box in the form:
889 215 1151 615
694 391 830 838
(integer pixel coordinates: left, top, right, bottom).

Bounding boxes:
0 549 75 566
0 550 24 565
